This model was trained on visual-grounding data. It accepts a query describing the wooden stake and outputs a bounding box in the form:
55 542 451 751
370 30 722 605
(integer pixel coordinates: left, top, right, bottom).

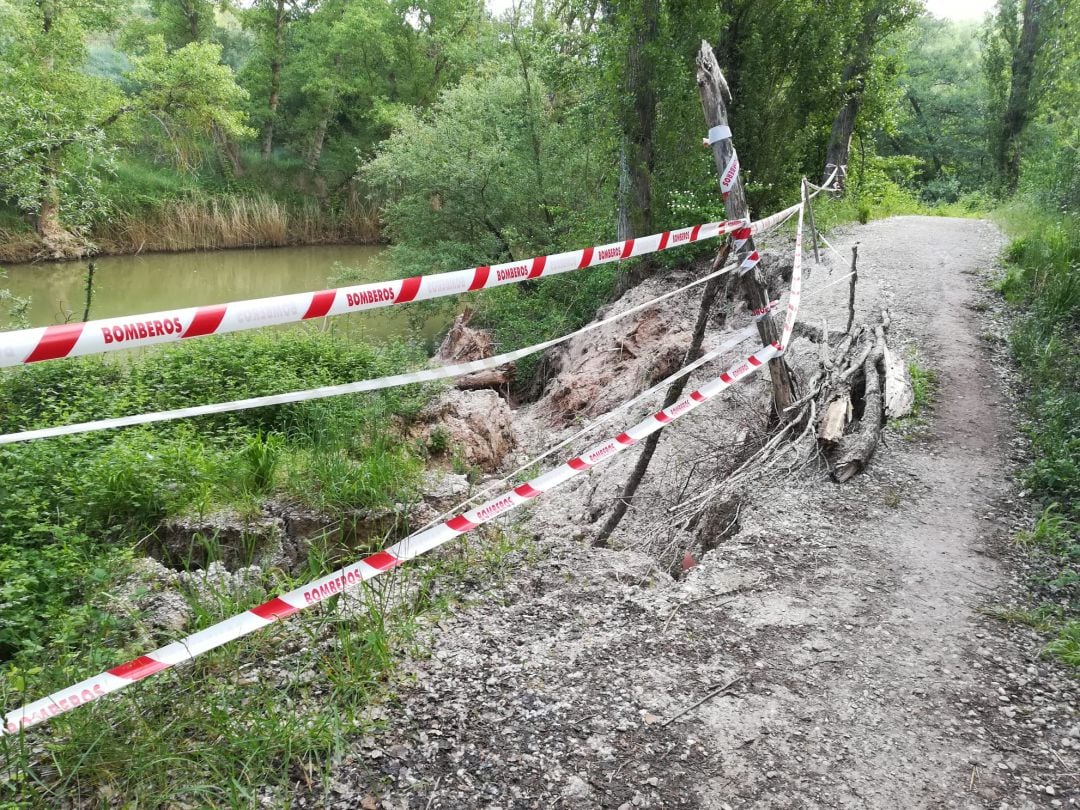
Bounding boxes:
803 179 821 264
846 245 859 334
696 40 796 418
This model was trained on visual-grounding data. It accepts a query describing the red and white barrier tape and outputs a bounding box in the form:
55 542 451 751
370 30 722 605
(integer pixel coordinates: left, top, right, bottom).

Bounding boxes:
0 221 748 369
777 186 806 352
0 261 749 445
2 332 785 735
2 184 809 736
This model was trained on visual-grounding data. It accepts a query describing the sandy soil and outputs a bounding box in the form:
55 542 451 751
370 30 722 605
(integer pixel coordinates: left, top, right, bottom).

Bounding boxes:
297 217 1079 809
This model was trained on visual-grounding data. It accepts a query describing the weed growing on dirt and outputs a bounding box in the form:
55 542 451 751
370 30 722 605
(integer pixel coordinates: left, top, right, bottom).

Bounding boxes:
889 354 938 438
908 358 938 416
1045 622 1080 667
993 202 1080 669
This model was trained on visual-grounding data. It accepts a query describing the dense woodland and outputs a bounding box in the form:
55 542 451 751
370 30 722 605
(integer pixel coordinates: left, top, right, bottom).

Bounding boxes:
0 0 1069 263
0 0 1078 803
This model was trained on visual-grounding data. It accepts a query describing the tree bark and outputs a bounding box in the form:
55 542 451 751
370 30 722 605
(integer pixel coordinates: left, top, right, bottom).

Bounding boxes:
696 40 796 418
821 6 884 190
999 0 1042 191
213 122 244 178
35 177 85 260
306 112 329 172
261 0 287 160
610 0 659 297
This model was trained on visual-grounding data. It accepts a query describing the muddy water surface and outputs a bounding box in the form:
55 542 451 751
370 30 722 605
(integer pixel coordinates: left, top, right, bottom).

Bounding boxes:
2 245 453 345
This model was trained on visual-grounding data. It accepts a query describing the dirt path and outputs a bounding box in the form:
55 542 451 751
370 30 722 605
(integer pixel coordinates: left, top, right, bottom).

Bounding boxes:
302 217 1079 809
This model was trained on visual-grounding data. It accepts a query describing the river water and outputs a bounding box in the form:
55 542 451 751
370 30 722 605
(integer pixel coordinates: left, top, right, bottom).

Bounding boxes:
1 245 453 347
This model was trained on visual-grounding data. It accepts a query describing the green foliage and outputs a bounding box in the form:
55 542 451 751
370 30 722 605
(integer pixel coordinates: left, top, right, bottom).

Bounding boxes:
0 328 432 664
364 66 612 274
1045 621 1080 667
0 270 30 327
129 35 255 143
890 18 993 197
908 357 938 417
996 201 1079 671
0 516 534 806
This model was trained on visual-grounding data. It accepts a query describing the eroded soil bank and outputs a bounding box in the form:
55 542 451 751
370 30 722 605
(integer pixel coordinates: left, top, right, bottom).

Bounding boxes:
297 217 1079 809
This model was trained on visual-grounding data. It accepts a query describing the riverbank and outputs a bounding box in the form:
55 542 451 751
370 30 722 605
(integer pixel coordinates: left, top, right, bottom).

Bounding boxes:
0 193 382 265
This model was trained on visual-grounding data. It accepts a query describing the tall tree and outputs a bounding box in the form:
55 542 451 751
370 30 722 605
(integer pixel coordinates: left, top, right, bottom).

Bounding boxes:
986 0 1045 190
0 0 252 258
612 0 659 241
822 0 920 190
243 0 297 160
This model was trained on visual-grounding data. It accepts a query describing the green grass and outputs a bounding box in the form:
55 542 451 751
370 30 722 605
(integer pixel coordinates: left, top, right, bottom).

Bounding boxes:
888 354 938 438
0 317 545 804
908 357 938 417
991 201 1080 670
0 328 436 663
0 522 537 807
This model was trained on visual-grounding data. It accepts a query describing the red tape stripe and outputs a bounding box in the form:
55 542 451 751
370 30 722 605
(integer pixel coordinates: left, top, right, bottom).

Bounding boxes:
514 483 541 499
183 306 227 338
577 247 594 269
654 410 671 424
529 256 547 279
108 656 167 681
615 432 635 446
690 391 705 402
620 240 635 260
568 457 588 471
395 277 422 304
363 550 401 571
24 323 84 363
469 266 490 291
447 515 478 533
302 291 337 320
249 597 299 621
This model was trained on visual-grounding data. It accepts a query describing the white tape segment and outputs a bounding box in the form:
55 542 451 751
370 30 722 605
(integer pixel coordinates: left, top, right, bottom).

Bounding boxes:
720 151 740 199
707 125 732 144
0 261 749 445
0 220 749 369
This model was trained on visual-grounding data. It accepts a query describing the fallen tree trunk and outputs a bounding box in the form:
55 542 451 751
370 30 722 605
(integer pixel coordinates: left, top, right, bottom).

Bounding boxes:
882 343 914 419
829 326 885 482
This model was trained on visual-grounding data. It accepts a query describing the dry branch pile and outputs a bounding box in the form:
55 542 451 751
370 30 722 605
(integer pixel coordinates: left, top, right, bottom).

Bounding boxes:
793 309 913 482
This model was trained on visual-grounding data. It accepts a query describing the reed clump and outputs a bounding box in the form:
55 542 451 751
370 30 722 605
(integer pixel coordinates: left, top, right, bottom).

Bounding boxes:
95 194 381 255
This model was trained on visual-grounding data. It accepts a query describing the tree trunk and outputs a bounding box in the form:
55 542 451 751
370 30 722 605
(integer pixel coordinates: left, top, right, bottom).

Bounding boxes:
306 105 332 172
35 178 85 260
611 0 659 297
261 0 287 161
821 6 884 190
696 40 796 418
907 91 943 176
999 0 1042 191
621 0 658 239
616 143 632 241
213 122 244 178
